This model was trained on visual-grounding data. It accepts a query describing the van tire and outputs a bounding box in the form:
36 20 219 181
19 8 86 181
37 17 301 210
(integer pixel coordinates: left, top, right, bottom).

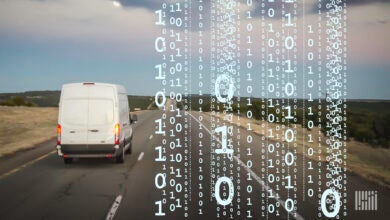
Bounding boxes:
125 140 132 154
116 148 124 163
63 158 73 164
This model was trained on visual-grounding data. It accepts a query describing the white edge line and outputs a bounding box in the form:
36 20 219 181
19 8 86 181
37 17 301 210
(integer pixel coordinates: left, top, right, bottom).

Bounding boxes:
188 112 305 220
105 194 123 220
138 152 144 161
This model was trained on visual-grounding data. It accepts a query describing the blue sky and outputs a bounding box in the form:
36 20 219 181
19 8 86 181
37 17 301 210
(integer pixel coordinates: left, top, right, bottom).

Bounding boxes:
0 0 389 99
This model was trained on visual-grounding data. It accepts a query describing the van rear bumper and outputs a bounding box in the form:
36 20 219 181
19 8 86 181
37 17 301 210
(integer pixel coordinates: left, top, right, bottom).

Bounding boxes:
57 144 120 158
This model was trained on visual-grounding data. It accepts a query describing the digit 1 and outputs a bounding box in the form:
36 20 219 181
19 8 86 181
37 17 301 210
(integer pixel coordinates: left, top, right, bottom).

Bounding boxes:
214 126 233 155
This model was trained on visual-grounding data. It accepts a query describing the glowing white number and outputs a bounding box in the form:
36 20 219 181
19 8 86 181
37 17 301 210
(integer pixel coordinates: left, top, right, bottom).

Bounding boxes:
215 176 234 206
155 10 165 26
215 74 235 103
155 200 165 216
321 189 341 218
285 82 294 96
285 198 294 212
285 129 294 142
214 126 233 155
285 152 294 166
285 36 294 50
155 173 166 189
155 37 166 52
155 91 166 108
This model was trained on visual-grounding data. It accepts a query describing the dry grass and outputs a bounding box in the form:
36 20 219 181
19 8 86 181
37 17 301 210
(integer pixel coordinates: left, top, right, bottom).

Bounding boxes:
209 112 390 188
0 106 58 157
1 106 388 187
0 107 143 157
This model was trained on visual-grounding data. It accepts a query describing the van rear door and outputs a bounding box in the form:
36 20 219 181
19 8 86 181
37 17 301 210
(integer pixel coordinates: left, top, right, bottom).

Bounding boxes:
61 98 89 145
87 86 116 145
87 99 115 144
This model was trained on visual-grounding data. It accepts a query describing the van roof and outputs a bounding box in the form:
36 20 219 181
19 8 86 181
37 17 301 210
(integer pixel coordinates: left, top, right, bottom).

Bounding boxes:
62 82 127 94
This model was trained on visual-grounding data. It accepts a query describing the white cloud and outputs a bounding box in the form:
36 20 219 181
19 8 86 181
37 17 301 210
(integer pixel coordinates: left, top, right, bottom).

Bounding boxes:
0 0 388 64
0 0 158 54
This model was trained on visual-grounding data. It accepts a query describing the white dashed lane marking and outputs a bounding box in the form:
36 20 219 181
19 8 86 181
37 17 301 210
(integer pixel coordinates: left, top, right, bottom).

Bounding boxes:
138 152 144 161
105 194 123 220
188 112 304 220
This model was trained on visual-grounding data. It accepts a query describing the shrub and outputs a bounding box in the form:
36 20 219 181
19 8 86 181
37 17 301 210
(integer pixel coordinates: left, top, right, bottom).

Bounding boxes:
0 96 36 107
354 126 376 142
12 96 26 106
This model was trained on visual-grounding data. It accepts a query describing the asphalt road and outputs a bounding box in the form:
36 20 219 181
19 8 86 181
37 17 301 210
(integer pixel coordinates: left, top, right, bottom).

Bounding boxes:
0 110 389 219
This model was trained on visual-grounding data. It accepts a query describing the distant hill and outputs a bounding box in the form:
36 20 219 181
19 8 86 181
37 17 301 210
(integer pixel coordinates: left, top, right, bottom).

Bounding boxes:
187 95 390 115
0 91 389 147
0 91 154 111
0 91 61 107
347 100 390 114
1 91 389 113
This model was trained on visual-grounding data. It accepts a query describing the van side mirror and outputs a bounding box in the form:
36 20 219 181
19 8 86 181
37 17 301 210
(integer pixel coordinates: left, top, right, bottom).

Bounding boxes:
131 114 138 124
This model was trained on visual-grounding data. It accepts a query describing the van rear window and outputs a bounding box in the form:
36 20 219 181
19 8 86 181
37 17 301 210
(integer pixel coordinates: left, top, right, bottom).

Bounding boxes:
62 99 88 126
62 99 114 126
88 99 114 125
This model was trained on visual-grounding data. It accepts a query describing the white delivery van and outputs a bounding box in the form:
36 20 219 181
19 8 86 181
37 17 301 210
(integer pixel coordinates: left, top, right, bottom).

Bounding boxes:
56 82 137 164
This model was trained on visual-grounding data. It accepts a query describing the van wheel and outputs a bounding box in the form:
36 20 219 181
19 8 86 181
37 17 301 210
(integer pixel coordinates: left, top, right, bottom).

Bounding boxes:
116 148 124 163
63 158 73 164
125 140 132 155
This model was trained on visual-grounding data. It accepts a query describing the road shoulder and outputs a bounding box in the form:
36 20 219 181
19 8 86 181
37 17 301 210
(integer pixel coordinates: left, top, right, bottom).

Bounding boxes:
0 138 56 176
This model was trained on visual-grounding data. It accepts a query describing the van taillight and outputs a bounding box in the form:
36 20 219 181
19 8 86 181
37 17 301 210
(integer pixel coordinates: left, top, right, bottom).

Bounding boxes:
57 124 61 145
83 82 95 85
114 123 120 145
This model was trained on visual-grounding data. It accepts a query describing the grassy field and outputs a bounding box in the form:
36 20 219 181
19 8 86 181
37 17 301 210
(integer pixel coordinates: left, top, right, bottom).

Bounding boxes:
1 106 389 188
189 96 390 148
0 106 147 157
0 106 58 157
128 95 155 111
209 112 390 188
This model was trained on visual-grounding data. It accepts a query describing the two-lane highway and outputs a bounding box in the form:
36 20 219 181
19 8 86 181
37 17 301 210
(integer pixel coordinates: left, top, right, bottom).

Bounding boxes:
0 110 162 219
0 110 389 219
